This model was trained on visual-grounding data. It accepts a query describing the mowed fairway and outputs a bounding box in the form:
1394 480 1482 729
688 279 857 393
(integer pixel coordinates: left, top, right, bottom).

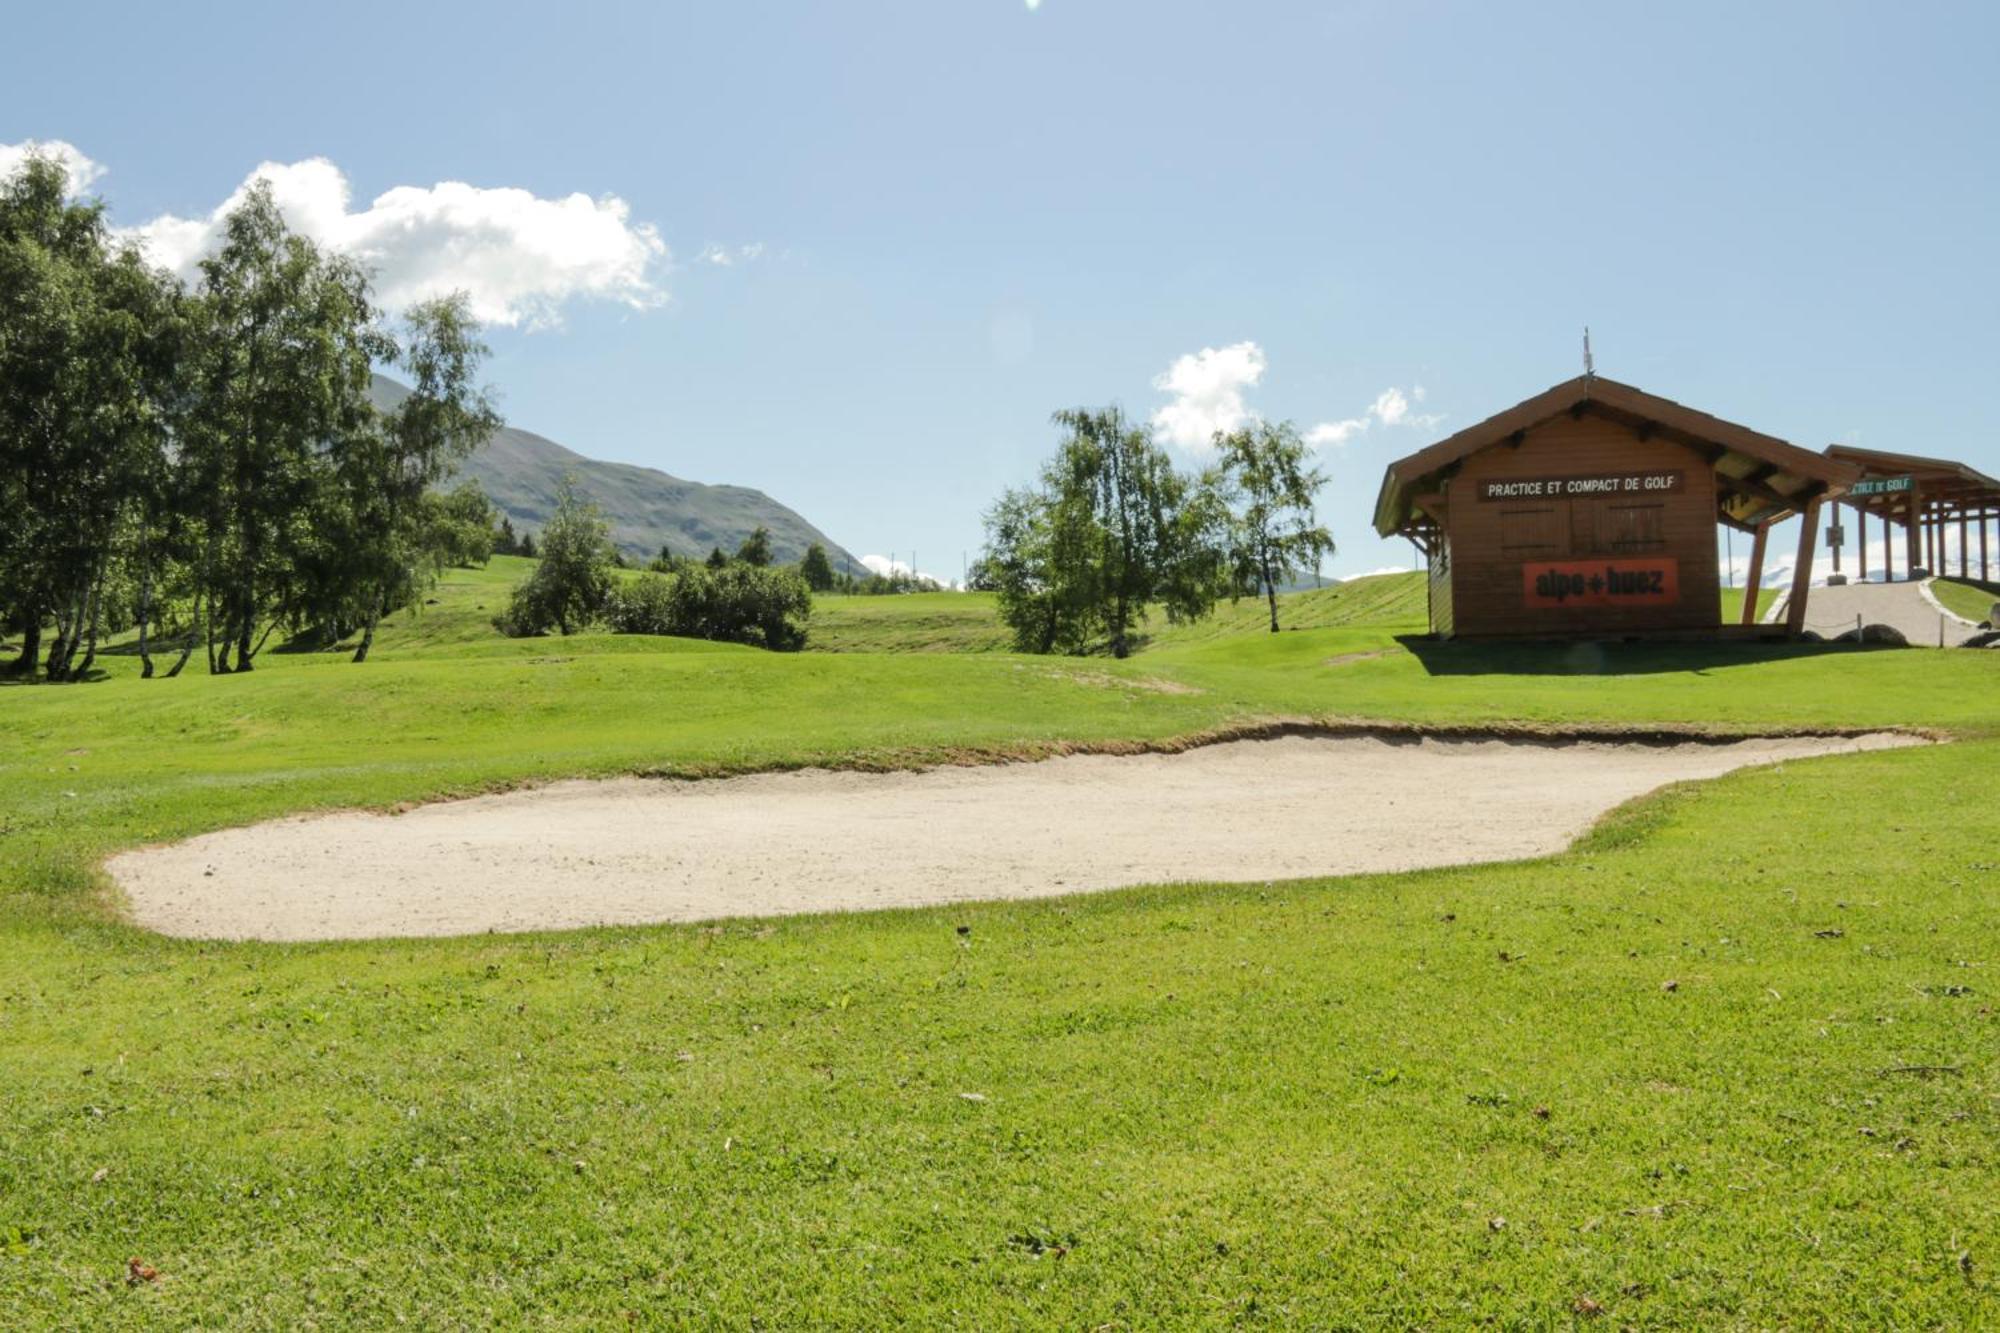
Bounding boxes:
2 567 1998 1326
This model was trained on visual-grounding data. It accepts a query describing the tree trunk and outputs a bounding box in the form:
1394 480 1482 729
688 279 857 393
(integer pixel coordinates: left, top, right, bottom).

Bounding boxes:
1263 552 1280 633
6 617 39 678
137 534 154 679
234 588 255 672
351 609 379 664
164 625 196 678
70 576 102 681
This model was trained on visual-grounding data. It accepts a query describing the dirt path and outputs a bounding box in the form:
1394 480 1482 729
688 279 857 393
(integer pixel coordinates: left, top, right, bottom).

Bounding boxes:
109 732 1918 941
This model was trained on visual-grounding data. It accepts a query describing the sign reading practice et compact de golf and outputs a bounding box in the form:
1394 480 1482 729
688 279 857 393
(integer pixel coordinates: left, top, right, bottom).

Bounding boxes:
1523 558 1682 609
1479 470 1685 502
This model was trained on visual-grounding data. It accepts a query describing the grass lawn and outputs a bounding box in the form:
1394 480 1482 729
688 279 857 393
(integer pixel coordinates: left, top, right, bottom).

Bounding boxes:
1932 577 1998 625
2 572 1997 1325
1718 585 1779 625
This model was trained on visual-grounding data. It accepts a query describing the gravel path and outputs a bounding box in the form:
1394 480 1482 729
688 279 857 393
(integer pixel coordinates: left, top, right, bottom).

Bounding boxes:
108 732 1919 941
1770 578 1981 645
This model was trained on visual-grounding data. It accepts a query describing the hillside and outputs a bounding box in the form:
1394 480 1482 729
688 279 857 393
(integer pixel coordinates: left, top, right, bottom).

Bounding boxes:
371 377 861 568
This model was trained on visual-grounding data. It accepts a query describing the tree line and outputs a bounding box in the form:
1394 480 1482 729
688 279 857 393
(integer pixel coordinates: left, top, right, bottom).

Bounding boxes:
0 154 498 680
980 407 1334 656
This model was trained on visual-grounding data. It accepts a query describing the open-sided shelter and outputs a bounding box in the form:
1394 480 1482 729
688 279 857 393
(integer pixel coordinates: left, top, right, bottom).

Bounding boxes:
1374 376 1859 639
1822 445 2000 585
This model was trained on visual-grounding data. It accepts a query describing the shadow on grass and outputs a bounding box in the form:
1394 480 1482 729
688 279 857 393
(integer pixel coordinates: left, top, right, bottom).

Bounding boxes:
1397 634 1865 677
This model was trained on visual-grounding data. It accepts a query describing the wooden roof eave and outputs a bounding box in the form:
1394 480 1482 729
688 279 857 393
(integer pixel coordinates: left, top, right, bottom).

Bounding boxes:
1375 375 1859 537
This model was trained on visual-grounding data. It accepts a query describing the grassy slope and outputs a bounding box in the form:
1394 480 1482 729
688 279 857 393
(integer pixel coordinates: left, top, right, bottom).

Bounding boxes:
2 573 1998 1326
1933 577 1998 624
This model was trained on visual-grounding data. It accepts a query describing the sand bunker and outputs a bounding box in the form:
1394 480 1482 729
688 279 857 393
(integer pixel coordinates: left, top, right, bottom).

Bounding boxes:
110 732 1916 941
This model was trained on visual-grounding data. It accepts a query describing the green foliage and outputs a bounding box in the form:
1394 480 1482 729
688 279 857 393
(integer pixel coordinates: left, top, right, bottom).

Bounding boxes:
493 477 617 636
607 563 812 650
798 541 836 592
0 153 182 681
178 180 389 674
736 524 774 567
0 160 501 680
319 294 499 661
1215 420 1336 631
984 407 1229 657
428 481 500 569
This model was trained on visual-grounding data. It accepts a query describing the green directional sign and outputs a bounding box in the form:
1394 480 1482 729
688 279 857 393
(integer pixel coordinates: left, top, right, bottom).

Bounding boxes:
1849 475 1913 497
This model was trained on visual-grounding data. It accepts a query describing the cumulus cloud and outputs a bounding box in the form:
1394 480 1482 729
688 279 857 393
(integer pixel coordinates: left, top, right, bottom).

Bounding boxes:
698 241 765 267
861 553 958 589
0 139 105 194
1152 340 1444 452
1306 381 1443 449
121 157 668 329
1150 341 1267 448
1305 417 1369 448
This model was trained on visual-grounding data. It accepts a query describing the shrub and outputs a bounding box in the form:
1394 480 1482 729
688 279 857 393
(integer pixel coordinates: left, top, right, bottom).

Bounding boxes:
605 564 811 650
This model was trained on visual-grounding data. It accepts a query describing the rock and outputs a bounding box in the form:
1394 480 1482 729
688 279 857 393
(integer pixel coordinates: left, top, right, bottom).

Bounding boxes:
1859 623 1908 646
1961 630 2000 649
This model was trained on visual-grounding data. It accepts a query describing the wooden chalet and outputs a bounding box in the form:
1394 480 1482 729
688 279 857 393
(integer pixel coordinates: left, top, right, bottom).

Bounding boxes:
1374 376 1859 639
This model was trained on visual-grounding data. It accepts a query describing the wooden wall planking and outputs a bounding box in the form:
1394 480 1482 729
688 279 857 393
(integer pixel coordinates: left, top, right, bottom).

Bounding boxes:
1439 412 1722 637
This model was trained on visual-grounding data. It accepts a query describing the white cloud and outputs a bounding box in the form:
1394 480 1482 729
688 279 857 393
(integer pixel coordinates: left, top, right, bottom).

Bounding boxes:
1371 386 1409 426
1152 341 1444 452
698 241 765 267
1150 340 1267 448
121 157 668 329
861 553 958 589
0 139 105 195
1306 382 1444 449
1305 417 1369 448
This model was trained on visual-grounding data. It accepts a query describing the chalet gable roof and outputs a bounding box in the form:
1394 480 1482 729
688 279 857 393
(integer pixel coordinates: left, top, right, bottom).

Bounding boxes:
1373 375 1859 538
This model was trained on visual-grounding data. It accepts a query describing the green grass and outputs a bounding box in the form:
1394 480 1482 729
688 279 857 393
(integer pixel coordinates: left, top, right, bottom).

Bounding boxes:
1718 585 1779 624
1932 577 1998 625
2 572 1998 1325
807 590 1015 653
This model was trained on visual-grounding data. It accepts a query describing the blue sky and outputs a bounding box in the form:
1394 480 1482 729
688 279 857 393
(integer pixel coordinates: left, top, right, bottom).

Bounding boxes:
5 0 1996 581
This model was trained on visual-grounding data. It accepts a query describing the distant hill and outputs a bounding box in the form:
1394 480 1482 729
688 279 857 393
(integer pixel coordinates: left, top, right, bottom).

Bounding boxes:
372 377 861 569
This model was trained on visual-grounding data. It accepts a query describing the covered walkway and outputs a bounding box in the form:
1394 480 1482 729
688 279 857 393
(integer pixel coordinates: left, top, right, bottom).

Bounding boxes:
1822 446 2000 583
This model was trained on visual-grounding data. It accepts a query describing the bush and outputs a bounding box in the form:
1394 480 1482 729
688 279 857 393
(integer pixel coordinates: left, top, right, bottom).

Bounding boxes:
491 477 616 636
605 564 811 650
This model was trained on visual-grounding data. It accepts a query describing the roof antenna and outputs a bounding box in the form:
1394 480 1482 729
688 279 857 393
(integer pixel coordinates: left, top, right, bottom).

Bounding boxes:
1582 326 1595 394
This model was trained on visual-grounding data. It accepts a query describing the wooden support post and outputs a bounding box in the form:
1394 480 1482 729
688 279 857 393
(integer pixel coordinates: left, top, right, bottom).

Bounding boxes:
1857 506 1869 581
1741 521 1770 626
1982 514 1990 581
1830 502 1844 577
1906 488 1923 577
1959 511 1969 579
1786 499 1822 638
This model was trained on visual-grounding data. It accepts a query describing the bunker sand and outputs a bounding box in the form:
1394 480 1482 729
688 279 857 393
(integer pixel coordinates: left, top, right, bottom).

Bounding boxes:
111 733 1917 941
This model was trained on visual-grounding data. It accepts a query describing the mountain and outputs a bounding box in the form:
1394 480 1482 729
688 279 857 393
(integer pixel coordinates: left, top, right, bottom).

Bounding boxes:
371 377 861 570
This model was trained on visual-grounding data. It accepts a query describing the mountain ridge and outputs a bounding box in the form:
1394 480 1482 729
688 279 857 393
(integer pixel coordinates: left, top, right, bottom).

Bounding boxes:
371 376 862 570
